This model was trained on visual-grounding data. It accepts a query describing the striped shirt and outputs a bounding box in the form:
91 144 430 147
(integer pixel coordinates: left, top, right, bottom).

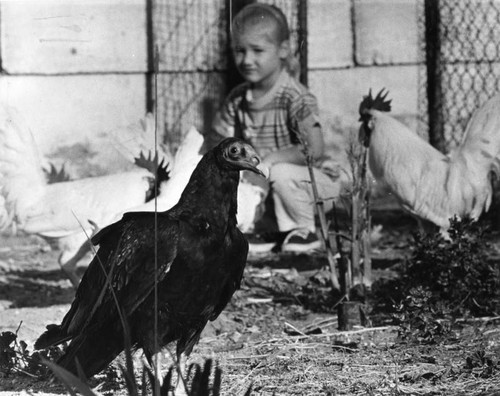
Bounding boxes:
212 70 321 159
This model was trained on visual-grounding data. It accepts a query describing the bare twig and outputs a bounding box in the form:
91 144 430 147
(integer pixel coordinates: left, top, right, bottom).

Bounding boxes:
297 134 340 291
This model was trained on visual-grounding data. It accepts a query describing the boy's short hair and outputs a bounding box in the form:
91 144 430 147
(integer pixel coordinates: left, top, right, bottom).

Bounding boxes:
232 3 290 43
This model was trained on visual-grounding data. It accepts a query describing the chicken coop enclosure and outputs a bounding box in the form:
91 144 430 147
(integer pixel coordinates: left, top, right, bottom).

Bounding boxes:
147 0 500 153
147 0 307 149
420 0 500 152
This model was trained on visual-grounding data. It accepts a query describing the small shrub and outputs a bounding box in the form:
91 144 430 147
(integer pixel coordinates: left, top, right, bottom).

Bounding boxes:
403 217 500 317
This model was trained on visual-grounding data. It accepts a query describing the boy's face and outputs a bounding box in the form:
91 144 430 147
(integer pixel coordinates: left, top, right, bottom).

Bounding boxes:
232 25 289 90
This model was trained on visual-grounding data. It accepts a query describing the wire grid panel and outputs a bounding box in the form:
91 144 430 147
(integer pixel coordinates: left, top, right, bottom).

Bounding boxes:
152 0 303 148
152 0 226 148
438 0 500 150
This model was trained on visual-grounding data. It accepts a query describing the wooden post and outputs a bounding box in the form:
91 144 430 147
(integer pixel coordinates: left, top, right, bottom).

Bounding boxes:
425 0 446 151
297 0 308 87
225 0 255 93
145 0 155 114
338 302 362 331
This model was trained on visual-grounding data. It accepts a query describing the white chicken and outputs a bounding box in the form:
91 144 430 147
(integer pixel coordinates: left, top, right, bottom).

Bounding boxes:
359 89 500 231
0 106 165 286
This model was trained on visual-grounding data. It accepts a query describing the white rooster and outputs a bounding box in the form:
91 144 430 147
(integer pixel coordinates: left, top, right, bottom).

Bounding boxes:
359 89 500 231
0 106 167 287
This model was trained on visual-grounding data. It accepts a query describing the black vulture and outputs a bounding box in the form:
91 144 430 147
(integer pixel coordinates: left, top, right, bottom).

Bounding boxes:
35 138 268 386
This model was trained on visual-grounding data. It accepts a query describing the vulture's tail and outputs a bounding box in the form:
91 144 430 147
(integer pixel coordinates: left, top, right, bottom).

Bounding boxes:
34 324 71 350
55 326 125 378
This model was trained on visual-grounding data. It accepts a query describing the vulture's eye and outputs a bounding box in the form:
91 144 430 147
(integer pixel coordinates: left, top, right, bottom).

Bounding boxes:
229 146 239 155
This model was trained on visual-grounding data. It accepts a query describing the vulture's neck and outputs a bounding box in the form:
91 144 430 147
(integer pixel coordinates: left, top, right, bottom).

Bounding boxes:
173 151 239 231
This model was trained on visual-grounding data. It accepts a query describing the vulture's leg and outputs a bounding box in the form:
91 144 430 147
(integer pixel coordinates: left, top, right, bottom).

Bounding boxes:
174 352 188 396
153 351 163 385
144 350 164 386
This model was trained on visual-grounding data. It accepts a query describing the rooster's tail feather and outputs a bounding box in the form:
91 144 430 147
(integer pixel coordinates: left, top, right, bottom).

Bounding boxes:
0 195 13 231
109 113 172 167
0 105 47 229
457 93 500 174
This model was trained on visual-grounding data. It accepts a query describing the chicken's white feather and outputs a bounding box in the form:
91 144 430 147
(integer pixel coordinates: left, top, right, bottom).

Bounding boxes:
0 106 159 285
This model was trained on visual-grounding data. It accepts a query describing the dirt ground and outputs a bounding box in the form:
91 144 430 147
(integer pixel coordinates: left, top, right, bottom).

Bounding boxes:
1 209 500 395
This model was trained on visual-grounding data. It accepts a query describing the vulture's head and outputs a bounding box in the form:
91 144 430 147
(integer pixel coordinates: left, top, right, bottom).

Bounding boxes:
216 138 269 178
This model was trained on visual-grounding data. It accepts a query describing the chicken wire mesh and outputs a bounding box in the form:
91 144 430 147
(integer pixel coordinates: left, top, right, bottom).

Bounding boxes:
420 0 500 152
151 0 306 150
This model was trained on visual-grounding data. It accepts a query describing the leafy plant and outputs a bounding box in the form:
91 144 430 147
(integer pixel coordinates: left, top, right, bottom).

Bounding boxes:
464 347 499 378
393 216 500 343
0 328 65 377
0 331 17 375
403 216 500 317
393 286 452 344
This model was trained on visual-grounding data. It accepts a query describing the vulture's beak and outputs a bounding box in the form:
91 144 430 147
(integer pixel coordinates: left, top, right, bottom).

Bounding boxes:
239 156 267 179
225 140 270 178
247 155 269 179
255 161 269 179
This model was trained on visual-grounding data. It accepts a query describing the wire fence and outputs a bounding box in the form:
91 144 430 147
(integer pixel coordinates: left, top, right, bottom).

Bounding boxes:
151 0 306 150
152 1 226 149
420 0 500 152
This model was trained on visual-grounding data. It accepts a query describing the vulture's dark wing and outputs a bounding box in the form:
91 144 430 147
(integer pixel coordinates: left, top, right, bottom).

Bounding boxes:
63 211 179 336
209 227 248 321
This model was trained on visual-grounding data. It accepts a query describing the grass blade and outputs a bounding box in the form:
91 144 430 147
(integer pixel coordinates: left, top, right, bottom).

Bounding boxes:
43 359 98 396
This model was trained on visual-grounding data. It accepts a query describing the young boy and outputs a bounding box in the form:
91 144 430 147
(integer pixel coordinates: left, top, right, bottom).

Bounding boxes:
210 3 344 253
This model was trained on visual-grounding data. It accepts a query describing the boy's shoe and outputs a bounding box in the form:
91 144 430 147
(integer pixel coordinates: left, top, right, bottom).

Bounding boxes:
246 233 276 254
282 229 322 253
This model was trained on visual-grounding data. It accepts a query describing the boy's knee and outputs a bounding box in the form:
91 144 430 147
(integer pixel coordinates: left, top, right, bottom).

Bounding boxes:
269 163 305 195
269 163 293 184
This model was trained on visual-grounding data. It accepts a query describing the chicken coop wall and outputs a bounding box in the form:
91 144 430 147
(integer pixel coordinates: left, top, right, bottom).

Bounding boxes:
1 0 425 177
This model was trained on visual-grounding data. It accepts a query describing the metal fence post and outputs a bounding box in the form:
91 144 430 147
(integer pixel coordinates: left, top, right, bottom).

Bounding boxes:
424 0 446 152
